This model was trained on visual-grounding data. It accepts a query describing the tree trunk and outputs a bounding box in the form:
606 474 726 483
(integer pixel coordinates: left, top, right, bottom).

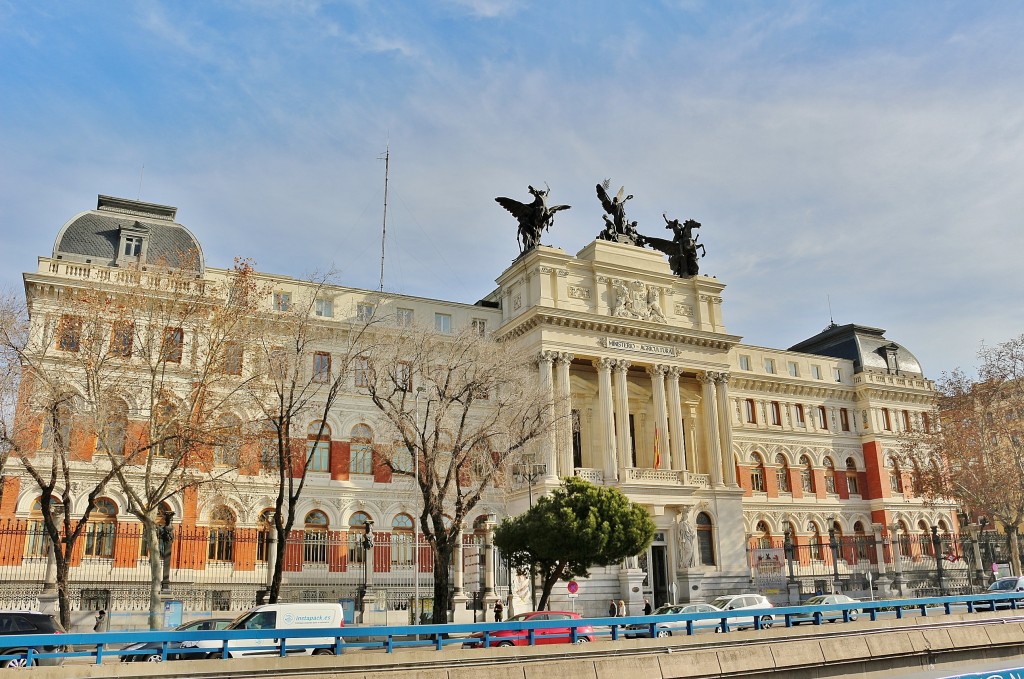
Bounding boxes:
145 522 162 630
431 542 454 625
270 530 286 603
55 559 71 631
1009 526 1022 577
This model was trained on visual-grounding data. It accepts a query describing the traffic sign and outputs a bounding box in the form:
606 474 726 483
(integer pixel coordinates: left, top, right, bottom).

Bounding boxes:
567 580 579 594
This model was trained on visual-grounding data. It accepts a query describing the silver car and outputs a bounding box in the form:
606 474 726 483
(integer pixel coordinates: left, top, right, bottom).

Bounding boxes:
790 594 860 624
708 594 774 630
624 603 720 638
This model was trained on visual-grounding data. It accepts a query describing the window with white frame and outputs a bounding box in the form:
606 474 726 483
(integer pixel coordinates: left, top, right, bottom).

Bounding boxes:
471 318 486 336
357 303 375 322
811 365 822 379
763 358 776 374
315 298 334 317
788 361 799 377
832 367 842 382
354 357 371 388
739 355 751 371
435 313 451 333
794 404 805 427
313 352 331 383
306 421 331 473
273 291 291 312
350 424 373 475
396 308 414 327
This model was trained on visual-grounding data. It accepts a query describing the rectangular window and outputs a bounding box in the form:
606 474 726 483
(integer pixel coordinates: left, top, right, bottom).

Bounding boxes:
788 361 799 377
763 358 775 374
396 361 412 391
273 291 291 312
162 327 184 363
124 237 143 257
922 412 931 433
750 466 765 492
357 303 375 322
832 367 842 382
109 321 133 358
396 308 414 327
269 347 287 380
315 298 334 317
739 355 751 371
744 399 756 424
882 408 892 431
57 315 82 352
222 342 243 375
354 357 371 388
902 410 912 432
825 474 837 494
817 406 828 430
471 318 487 336
811 365 822 380
391 443 412 473
794 404 805 427
847 474 859 495
840 408 850 431
350 442 373 475
435 313 452 333
770 401 782 426
313 352 331 383
306 440 329 472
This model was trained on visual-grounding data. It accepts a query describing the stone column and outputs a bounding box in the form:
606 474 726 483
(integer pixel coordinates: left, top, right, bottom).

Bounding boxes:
715 373 738 487
666 367 685 472
648 365 671 470
698 372 724 487
555 353 575 477
594 358 618 482
538 351 559 481
612 360 633 470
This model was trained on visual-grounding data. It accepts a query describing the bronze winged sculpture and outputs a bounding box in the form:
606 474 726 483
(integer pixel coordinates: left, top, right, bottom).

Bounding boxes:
495 184 571 256
640 214 706 277
595 180 639 244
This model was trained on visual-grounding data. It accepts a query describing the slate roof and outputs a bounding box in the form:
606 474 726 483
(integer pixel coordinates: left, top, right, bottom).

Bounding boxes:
788 323 924 377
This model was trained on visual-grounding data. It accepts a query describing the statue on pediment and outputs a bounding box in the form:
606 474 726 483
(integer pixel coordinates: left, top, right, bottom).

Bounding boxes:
639 214 706 277
496 184 571 256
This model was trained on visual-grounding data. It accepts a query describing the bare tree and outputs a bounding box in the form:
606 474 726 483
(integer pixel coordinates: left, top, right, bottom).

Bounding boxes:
247 276 379 603
363 323 556 624
908 334 1024 574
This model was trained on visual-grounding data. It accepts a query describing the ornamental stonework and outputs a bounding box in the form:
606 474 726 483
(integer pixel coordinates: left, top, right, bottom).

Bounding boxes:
568 285 591 300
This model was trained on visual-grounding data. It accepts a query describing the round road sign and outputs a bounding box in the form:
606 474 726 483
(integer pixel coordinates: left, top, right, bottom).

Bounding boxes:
567 580 579 594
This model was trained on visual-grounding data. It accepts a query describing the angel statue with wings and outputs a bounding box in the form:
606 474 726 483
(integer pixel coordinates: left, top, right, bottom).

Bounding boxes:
495 184 571 256
595 180 639 244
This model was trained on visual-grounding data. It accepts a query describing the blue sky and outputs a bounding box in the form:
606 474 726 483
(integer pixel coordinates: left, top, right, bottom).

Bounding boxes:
2 1 1023 378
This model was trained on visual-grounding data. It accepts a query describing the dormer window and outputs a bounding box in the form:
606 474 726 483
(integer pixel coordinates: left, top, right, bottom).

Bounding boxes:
116 221 150 266
124 237 143 257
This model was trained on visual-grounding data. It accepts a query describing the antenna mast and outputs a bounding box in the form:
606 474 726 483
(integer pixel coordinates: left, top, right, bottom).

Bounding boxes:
378 145 390 292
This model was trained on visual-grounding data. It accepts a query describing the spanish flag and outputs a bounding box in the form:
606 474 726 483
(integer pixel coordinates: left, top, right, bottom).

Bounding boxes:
654 427 661 470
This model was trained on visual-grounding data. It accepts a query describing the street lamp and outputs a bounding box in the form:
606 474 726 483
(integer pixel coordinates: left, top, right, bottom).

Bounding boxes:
827 517 840 593
159 509 175 593
783 525 796 585
359 519 375 619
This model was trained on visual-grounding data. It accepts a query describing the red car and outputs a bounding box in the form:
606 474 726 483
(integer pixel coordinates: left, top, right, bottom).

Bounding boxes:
463 611 594 648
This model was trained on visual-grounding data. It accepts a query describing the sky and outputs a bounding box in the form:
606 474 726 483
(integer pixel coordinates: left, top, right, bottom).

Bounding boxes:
1 1 1022 379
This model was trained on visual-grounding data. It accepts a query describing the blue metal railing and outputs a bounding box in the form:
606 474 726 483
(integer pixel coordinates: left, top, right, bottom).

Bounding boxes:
2 591 1022 667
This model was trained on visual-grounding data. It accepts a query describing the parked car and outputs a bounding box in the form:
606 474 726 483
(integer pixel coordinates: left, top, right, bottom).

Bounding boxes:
187 603 344 659
120 617 234 662
708 594 774 630
462 611 594 648
790 595 861 624
624 603 720 638
983 576 1024 610
0 610 66 668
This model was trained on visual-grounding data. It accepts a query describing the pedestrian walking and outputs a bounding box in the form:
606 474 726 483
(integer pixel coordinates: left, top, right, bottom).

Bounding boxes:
644 598 652 615
617 599 626 617
93 609 106 633
494 600 504 623
608 599 617 617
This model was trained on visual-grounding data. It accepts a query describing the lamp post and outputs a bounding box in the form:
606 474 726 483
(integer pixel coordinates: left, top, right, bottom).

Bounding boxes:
979 517 992 583
783 527 796 585
359 519 375 620
827 517 840 593
932 525 945 595
889 522 904 594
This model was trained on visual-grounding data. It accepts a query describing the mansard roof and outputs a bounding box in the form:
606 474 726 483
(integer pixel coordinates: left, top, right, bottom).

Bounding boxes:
52 195 204 273
789 323 924 377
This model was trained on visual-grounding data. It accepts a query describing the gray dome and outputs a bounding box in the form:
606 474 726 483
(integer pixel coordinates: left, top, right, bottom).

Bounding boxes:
788 323 924 377
52 195 204 274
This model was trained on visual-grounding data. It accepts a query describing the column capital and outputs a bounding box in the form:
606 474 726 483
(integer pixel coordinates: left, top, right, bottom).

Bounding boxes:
715 371 731 385
555 352 575 366
593 357 615 371
537 351 557 367
612 359 631 373
697 371 718 385
647 364 670 377
666 366 683 378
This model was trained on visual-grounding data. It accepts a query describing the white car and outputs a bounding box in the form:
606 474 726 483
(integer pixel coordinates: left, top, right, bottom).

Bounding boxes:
791 594 860 624
708 594 774 630
188 603 344 659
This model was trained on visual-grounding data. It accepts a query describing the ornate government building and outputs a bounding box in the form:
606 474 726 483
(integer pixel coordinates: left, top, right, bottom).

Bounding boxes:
1 194 956 623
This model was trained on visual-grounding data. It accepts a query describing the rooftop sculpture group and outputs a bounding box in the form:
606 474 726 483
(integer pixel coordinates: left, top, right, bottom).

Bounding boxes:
494 180 707 277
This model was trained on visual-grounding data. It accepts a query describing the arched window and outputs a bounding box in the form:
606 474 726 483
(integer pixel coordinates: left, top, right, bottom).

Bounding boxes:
808 522 823 560
749 453 766 493
831 520 843 561
350 425 373 475
84 498 117 558
391 514 414 566
854 520 869 560
919 520 934 557
207 506 235 562
845 457 859 495
26 497 62 557
154 399 180 459
260 420 280 470
303 510 329 564
39 402 72 452
888 456 904 494
799 455 814 493
348 511 372 563
214 414 242 467
306 422 331 473
911 461 922 495
823 457 837 494
696 512 715 566
774 454 791 493
754 520 772 550
256 509 274 562
96 400 128 457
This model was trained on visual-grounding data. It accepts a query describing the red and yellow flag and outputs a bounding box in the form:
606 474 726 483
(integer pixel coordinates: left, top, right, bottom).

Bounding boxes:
653 427 661 470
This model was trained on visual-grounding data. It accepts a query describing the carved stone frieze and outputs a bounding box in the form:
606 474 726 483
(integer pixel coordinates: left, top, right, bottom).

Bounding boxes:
675 303 694 317
568 285 591 300
610 279 666 323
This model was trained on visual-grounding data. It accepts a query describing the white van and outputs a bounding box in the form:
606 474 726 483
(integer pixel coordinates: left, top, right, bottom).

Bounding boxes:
188 603 345 659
